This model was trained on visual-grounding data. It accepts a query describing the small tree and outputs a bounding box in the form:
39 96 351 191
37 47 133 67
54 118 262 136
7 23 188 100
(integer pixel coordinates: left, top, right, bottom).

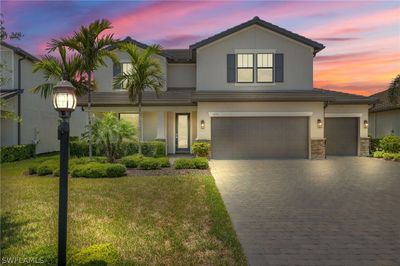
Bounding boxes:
113 43 163 154
388 74 400 104
49 19 119 157
0 62 20 121
32 46 88 98
86 112 135 163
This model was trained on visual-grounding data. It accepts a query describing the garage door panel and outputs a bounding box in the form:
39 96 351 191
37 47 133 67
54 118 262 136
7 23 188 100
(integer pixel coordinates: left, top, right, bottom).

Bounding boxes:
325 118 358 156
211 117 308 159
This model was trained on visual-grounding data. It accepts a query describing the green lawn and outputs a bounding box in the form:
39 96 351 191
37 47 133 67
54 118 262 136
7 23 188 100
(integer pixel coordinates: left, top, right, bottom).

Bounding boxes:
0 155 247 265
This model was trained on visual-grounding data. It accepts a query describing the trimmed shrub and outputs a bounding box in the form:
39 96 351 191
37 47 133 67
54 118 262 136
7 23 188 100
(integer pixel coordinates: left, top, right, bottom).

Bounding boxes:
142 141 166 157
105 164 127 177
158 157 170 168
380 135 400 153
0 144 36 163
118 141 139 157
53 168 60 177
192 142 211 157
192 157 209 169
383 153 396 160
71 162 126 178
121 155 143 168
25 245 58 265
174 158 195 169
28 166 37 175
369 138 381 153
373 151 385 158
70 141 89 157
71 162 107 178
138 157 161 170
394 153 400 161
69 156 107 165
69 243 120 266
37 160 58 176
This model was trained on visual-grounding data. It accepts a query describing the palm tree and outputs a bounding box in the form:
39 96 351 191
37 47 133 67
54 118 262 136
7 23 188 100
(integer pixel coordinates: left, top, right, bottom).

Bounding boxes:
113 43 163 154
48 19 119 157
388 74 400 104
32 46 88 98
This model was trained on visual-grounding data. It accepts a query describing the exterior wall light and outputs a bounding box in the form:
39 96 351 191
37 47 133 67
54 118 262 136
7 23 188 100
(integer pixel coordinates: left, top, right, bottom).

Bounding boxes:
364 120 369 128
200 120 205 129
52 77 76 266
317 119 323 128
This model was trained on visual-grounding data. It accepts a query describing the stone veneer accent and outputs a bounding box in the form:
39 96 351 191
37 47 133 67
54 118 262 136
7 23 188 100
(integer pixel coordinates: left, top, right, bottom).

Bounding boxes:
311 138 326 159
359 137 370 157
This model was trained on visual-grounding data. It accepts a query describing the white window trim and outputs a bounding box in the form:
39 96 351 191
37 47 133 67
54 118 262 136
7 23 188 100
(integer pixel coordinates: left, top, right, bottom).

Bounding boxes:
209 112 313 117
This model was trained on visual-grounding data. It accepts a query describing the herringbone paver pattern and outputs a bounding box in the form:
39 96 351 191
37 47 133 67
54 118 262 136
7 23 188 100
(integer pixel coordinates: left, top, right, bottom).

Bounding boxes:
211 157 400 266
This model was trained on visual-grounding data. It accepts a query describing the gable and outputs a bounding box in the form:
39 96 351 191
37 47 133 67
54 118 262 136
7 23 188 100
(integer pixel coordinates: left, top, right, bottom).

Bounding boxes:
190 16 324 55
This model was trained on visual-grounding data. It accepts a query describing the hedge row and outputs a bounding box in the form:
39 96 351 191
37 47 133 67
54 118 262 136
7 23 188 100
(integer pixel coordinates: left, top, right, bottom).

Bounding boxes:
370 135 400 154
70 140 165 158
174 157 209 169
0 144 36 163
121 155 170 170
373 151 400 161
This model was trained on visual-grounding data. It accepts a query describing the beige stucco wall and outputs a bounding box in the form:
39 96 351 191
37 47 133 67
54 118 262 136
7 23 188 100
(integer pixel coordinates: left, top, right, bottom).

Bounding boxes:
167 64 196 88
196 25 314 91
369 109 400 138
0 46 87 153
196 102 325 140
94 50 167 92
325 104 369 138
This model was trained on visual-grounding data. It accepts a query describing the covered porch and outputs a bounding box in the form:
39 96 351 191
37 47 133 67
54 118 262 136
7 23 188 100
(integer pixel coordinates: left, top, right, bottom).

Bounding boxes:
88 106 197 155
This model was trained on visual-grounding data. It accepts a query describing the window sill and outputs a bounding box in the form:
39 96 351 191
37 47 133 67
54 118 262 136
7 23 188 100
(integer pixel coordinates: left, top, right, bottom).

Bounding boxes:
234 83 276 86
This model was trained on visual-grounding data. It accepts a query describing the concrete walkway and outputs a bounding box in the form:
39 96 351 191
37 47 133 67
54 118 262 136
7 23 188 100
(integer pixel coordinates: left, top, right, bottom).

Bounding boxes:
211 157 400 266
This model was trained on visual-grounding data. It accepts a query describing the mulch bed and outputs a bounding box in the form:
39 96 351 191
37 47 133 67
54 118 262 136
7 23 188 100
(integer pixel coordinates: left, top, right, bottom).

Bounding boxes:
126 168 211 176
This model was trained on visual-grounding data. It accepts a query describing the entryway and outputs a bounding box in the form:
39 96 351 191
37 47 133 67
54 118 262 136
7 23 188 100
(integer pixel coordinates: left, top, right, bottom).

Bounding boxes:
175 113 190 153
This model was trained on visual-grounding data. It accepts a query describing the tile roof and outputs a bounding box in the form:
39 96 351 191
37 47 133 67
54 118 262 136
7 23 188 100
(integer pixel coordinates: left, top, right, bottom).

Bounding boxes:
369 89 400 113
164 49 194 63
78 88 375 106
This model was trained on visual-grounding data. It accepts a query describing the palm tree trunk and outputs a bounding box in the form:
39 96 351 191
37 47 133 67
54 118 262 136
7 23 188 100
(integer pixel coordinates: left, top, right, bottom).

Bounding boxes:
138 100 142 155
87 71 93 157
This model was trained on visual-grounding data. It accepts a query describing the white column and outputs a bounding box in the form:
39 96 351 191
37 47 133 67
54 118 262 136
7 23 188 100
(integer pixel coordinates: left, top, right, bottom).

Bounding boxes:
155 112 166 140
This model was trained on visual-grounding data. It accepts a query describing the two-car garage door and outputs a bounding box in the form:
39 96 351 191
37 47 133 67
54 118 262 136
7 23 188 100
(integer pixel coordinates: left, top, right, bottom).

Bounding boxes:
211 117 309 159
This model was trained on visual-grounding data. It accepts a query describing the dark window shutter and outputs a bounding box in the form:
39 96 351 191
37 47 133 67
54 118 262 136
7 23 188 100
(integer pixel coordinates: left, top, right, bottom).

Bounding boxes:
113 63 122 89
274 53 284 82
113 63 121 76
227 54 236 83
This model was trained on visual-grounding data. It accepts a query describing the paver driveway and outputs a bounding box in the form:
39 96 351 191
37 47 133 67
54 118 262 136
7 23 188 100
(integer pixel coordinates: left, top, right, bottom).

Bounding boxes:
210 157 400 266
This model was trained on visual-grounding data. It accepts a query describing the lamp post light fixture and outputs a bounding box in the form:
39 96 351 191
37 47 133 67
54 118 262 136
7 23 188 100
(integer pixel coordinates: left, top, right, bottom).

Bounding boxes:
52 79 76 266
317 119 323 128
363 120 369 129
200 120 205 129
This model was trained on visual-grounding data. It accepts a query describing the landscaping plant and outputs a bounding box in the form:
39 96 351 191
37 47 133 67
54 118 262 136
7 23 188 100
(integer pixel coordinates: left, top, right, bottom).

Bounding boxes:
113 42 163 155
192 142 211 157
138 157 162 170
379 135 400 153
84 112 135 163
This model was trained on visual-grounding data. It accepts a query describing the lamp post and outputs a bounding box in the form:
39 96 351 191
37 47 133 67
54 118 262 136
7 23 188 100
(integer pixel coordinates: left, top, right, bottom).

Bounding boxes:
52 79 77 266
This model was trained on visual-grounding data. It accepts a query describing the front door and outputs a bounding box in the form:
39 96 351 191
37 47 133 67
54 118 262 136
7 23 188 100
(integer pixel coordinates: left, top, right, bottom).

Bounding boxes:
175 113 190 153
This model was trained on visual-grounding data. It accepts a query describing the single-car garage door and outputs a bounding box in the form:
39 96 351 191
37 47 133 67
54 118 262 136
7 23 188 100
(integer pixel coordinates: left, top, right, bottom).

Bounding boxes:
325 118 358 156
211 117 309 159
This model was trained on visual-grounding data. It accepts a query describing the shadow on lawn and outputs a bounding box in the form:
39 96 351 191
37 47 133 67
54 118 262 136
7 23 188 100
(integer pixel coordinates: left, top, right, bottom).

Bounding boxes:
0 212 31 251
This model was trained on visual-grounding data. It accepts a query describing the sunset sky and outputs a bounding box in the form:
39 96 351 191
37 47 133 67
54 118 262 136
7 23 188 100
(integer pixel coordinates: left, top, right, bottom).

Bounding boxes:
2 0 400 96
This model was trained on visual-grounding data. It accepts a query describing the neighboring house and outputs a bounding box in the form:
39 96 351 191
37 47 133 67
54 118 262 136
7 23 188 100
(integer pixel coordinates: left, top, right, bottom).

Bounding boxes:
369 89 400 138
0 42 86 154
76 16 374 159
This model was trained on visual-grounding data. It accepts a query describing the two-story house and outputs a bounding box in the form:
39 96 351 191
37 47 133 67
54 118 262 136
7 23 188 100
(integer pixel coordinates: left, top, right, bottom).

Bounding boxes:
0 42 87 154
78 17 375 159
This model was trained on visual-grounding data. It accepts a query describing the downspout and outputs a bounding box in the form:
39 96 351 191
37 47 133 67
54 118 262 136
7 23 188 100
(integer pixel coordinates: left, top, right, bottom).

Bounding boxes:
17 57 25 145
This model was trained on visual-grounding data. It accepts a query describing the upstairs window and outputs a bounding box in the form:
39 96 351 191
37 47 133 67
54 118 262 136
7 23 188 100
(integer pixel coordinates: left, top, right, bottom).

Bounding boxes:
257 53 273 83
237 54 254 83
121 63 133 89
